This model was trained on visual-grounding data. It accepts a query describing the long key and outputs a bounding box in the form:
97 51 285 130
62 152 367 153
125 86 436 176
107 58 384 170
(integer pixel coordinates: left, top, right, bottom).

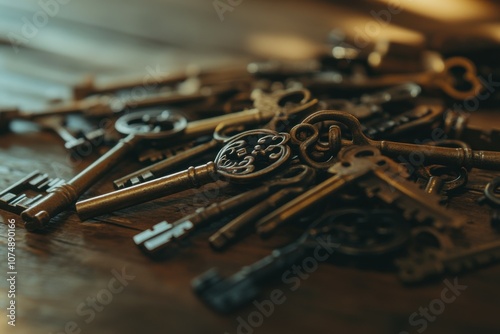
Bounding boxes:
292 110 500 170
113 122 246 189
256 146 466 237
307 57 482 100
193 212 341 313
76 129 292 220
397 239 500 284
20 109 187 231
135 165 314 256
112 89 316 189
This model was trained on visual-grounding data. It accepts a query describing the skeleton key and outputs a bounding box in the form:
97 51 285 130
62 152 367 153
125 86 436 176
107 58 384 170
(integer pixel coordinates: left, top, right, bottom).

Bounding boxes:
192 211 342 313
397 239 500 284
256 146 466 237
20 109 187 231
33 115 104 153
416 165 468 203
292 110 500 171
73 66 250 98
76 129 292 220
135 165 315 256
308 57 482 100
363 104 444 139
112 89 316 189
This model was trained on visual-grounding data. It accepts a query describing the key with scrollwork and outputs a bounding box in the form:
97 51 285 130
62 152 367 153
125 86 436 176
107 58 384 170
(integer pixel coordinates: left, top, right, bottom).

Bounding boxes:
76 129 293 220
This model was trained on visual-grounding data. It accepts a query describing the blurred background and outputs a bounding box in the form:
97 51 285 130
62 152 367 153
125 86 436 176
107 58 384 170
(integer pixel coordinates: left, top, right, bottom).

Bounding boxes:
1 0 500 110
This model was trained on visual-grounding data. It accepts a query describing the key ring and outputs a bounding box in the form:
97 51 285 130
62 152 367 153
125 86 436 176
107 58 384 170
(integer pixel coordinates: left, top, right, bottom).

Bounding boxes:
114 109 187 140
436 57 484 101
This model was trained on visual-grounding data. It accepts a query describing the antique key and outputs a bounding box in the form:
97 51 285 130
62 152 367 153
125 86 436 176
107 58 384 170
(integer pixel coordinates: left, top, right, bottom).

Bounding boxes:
113 122 251 189
76 129 292 220
292 110 500 170
134 165 315 256
304 57 483 100
195 209 412 312
112 89 317 189
256 146 466 237
193 209 369 313
416 165 468 203
19 109 187 231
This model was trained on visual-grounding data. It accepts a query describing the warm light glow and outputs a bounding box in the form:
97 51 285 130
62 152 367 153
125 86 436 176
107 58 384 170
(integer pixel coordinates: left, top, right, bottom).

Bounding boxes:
377 0 494 21
246 34 325 60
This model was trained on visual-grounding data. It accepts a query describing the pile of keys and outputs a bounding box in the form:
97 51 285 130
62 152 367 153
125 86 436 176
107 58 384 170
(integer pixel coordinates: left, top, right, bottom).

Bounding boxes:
2 35 500 313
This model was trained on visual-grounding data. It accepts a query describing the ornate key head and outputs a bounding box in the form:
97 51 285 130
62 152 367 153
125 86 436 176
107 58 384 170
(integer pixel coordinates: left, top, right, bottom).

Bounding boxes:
214 129 291 182
114 109 187 140
307 208 411 257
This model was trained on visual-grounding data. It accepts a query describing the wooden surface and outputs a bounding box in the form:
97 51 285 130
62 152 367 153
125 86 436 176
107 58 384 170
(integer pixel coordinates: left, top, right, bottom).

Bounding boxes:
1 1 500 333
1 128 500 334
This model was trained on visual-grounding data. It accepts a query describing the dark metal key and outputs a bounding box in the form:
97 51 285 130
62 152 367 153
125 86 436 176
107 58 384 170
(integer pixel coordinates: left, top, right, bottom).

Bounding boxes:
19 109 187 231
76 129 293 220
134 164 315 256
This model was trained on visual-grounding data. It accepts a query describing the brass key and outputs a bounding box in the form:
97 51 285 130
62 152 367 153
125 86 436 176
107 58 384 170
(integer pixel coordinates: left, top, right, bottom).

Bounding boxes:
20 109 187 231
256 146 466 237
112 88 317 189
135 164 315 256
76 129 292 220
291 110 500 171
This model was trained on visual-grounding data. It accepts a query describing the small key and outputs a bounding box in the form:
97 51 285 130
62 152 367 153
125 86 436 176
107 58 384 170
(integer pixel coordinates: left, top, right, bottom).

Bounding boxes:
416 165 468 203
444 110 500 151
76 129 292 220
19 109 187 231
135 164 314 256
192 211 342 313
256 146 466 237
397 239 500 284
291 110 500 171
363 104 444 139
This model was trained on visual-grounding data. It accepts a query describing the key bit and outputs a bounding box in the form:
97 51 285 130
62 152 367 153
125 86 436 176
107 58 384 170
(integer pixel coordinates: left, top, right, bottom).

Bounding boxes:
76 129 292 220
0 171 65 214
134 164 315 256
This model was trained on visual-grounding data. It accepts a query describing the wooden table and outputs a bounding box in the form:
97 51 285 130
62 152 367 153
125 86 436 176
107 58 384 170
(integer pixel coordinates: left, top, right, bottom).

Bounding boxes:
1 1 500 333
